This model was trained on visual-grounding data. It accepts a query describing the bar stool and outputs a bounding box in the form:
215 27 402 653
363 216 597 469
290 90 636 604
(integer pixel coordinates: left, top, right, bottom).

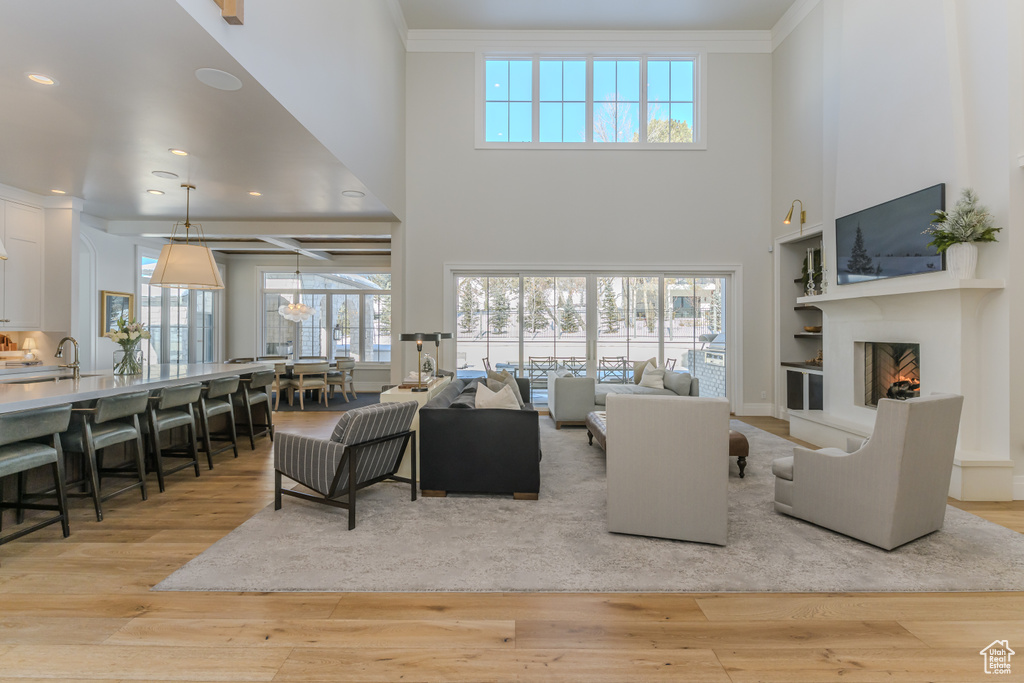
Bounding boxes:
61 391 150 522
148 383 203 493
196 375 240 468
0 405 72 549
327 357 357 402
234 369 275 450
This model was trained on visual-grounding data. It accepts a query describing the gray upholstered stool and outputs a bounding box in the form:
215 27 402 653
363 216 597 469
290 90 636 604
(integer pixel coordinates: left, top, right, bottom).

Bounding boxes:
196 375 240 468
0 404 72 548
233 369 275 450
61 391 150 522
147 383 203 492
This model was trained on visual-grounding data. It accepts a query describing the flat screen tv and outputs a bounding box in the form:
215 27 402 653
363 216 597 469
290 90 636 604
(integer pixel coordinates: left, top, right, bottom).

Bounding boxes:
835 183 945 285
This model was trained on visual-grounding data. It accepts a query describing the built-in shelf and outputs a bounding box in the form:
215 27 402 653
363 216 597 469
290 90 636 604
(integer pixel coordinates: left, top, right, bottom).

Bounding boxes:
794 304 820 311
794 332 821 339
797 277 1005 305
781 361 824 372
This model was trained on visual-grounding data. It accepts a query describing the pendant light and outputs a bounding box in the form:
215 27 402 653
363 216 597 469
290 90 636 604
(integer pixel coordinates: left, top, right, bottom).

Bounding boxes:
149 184 225 290
278 251 314 322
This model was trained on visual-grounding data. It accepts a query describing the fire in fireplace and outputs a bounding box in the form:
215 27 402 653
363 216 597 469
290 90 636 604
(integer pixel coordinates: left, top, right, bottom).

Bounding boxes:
864 342 920 406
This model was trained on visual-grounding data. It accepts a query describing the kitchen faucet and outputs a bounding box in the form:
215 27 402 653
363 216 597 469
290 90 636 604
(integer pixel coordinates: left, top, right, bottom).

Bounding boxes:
55 336 80 380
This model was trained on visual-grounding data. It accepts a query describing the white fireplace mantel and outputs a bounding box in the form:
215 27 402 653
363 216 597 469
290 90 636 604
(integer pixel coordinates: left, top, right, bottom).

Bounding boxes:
797 276 1004 306
787 275 1012 501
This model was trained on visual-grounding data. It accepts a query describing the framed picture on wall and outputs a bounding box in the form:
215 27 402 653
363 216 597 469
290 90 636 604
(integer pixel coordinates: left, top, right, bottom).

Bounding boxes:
100 290 134 336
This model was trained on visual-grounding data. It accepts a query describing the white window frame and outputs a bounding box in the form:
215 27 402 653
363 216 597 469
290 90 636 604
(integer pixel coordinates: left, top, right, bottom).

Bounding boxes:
257 266 392 367
475 50 707 150
136 246 224 364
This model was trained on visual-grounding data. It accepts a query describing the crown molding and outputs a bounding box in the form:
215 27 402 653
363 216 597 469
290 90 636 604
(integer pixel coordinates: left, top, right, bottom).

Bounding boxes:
771 0 820 51
406 28 772 54
384 0 408 48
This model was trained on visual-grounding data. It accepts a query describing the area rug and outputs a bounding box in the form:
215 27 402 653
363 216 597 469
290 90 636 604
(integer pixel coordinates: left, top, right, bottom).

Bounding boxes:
272 391 379 412
155 420 1024 593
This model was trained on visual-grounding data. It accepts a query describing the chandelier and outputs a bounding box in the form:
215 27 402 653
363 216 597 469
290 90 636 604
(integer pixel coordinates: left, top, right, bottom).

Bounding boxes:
278 251 314 322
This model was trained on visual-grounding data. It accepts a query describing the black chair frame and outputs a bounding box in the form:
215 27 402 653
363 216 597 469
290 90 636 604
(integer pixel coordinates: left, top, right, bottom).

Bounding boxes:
236 376 274 450
0 436 70 547
275 430 416 530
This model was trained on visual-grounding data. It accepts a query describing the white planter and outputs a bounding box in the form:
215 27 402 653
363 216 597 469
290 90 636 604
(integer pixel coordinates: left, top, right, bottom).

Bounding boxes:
946 242 978 280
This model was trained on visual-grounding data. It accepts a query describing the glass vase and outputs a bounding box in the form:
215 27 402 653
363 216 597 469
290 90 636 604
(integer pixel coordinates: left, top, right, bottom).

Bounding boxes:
113 347 144 375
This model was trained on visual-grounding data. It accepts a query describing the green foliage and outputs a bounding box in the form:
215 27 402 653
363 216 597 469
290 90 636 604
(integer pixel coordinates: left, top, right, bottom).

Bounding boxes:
600 280 620 333
558 292 582 334
846 227 874 275
525 278 552 334
923 187 1002 253
490 278 514 335
458 279 477 335
635 118 693 143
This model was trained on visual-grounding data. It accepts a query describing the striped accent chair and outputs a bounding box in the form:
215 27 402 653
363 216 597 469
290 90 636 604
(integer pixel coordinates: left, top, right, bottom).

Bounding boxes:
273 401 419 529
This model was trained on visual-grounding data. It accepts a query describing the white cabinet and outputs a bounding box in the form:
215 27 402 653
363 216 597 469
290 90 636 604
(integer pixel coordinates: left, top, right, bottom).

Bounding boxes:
0 200 44 329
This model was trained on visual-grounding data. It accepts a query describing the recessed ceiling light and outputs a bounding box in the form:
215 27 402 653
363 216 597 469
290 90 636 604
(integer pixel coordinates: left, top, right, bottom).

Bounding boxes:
341 190 365 198
27 73 57 86
152 170 179 179
147 189 165 195
248 191 262 197
195 67 243 91
50 189 66 194
169 148 189 156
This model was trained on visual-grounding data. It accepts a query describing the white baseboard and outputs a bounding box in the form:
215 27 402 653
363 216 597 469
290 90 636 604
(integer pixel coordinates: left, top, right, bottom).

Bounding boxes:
737 402 773 416
1015 475 1024 501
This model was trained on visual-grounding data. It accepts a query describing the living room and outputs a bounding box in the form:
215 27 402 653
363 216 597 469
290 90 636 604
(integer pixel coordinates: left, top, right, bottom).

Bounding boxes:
0 0 1022 680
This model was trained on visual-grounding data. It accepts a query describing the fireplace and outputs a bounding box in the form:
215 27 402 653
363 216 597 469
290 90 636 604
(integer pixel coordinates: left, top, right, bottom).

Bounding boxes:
863 342 920 407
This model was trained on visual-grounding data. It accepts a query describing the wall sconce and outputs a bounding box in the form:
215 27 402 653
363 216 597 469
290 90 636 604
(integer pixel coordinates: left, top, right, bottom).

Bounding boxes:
784 199 806 233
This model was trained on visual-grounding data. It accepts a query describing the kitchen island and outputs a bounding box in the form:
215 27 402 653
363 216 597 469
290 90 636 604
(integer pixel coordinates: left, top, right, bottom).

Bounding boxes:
0 363 266 414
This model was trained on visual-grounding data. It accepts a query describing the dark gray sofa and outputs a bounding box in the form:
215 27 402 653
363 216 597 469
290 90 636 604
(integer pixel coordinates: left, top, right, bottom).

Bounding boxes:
418 377 541 499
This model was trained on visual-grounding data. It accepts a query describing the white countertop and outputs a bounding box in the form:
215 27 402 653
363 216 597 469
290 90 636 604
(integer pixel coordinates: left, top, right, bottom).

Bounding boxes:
0 363 266 414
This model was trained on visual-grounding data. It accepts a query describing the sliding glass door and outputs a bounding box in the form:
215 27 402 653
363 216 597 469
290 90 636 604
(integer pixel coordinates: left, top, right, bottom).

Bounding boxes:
454 271 729 404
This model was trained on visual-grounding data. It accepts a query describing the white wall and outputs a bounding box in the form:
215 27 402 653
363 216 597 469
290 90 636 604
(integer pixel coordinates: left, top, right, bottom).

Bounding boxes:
176 0 407 219
773 0 1023 492
405 51 774 410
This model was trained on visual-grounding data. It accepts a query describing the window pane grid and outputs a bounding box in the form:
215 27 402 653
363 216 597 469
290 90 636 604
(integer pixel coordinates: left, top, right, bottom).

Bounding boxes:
484 55 699 146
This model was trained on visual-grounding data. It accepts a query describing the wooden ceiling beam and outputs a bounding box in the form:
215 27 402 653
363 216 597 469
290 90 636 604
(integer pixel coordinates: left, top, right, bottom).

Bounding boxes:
212 0 244 25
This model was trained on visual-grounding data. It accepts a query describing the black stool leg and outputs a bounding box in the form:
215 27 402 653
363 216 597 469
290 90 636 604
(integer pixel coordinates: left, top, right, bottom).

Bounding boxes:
265 401 274 442
187 406 201 477
227 406 239 458
150 410 167 494
243 394 257 450
15 470 26 525
132 416 148 501
52 453 70 538
83 440 104 523
199 399 215 470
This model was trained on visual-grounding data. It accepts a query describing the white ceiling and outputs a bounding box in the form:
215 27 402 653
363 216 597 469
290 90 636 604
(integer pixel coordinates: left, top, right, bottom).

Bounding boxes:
0 0 795 225
397 0 796 31
0 0 393 222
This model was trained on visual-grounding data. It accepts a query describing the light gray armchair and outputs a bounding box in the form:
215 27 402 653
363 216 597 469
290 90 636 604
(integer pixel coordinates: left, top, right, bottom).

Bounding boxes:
772 393 964 550
547 373 596 428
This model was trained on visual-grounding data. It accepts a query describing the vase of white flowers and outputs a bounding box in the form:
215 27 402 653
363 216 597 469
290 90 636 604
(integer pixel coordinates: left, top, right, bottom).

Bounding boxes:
106 317 150 375
923 188 1002 280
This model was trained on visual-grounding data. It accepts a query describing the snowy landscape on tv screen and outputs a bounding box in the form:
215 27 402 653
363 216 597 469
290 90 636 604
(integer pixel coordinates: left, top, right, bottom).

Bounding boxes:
835 184 944 285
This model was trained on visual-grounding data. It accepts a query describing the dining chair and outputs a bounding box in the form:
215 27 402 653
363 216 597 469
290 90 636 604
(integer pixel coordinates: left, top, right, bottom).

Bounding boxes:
226 357 255 364
257 355 288 361
292 361 329 410
273 362 297 410
234 369 275 449
196 375 241 469
61 390 151 522
299 355 328 361
0 404 72 549
147 383 203 493
327 357 357 402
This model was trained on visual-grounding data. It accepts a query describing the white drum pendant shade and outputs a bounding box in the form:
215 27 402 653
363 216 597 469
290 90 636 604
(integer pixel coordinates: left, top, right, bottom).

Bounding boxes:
150 243 225 290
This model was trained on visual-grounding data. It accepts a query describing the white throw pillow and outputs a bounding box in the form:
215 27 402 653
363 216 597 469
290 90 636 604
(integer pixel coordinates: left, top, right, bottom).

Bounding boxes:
633 357 657 384
475 382 521 410
638 363 666 389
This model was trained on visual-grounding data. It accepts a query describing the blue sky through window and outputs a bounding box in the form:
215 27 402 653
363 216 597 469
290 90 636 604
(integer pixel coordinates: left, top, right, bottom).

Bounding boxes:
485 60 532 142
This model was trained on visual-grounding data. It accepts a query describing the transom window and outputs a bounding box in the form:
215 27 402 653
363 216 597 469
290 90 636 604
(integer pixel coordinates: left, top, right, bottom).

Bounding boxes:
479 54 704 149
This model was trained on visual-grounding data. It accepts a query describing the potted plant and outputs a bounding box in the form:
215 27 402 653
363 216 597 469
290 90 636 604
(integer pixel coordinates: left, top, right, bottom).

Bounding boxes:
923 187 1002 279
106 317 151 375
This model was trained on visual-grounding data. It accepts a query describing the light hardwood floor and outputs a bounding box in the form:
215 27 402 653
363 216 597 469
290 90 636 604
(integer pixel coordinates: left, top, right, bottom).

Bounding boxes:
0 410 1021 682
